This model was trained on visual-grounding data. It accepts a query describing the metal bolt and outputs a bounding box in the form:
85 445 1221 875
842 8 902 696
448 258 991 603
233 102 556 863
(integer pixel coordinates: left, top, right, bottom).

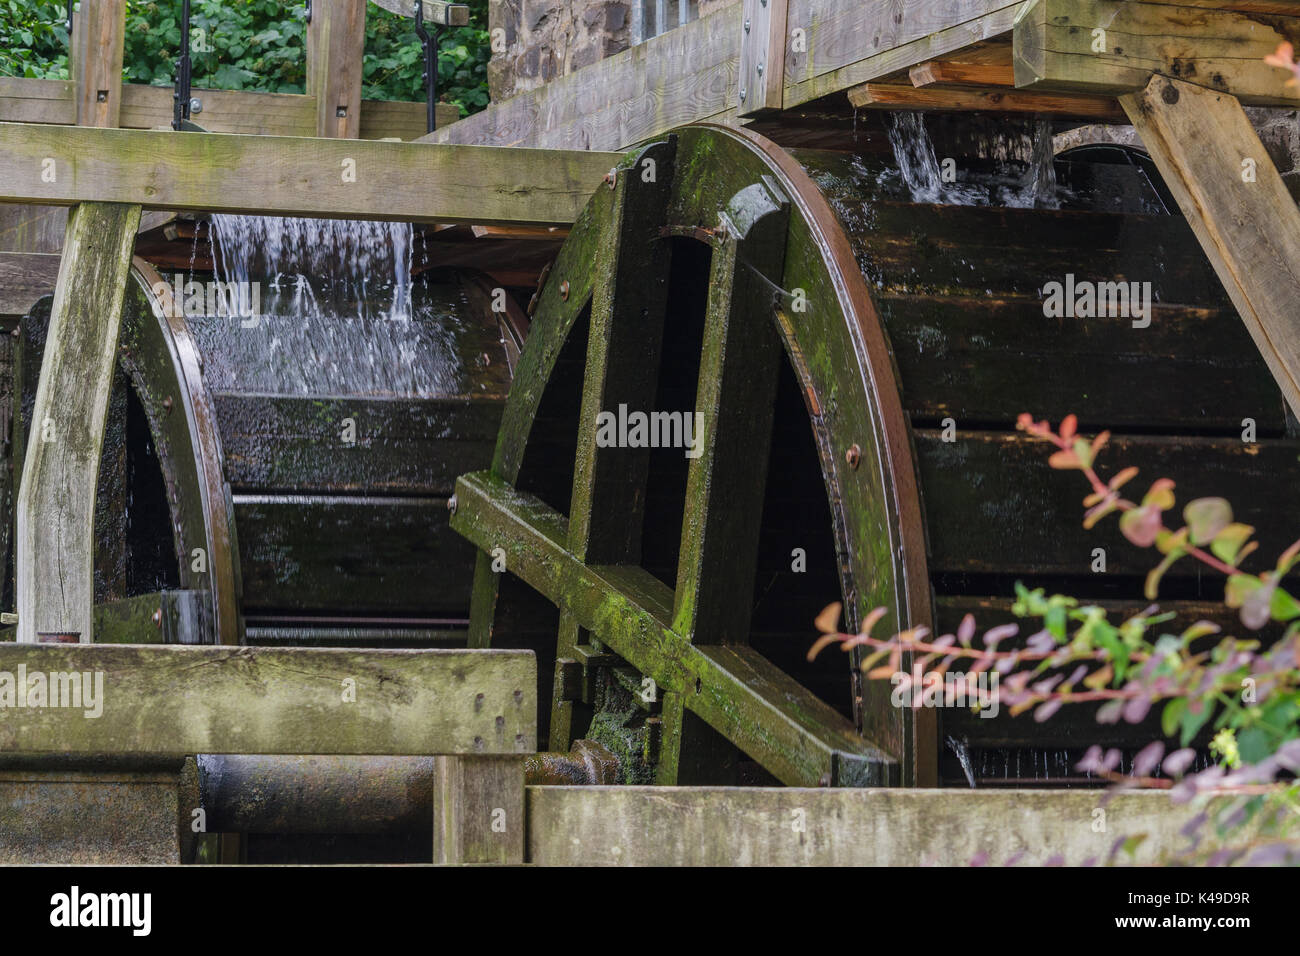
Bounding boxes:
744 18 750 31
560 280 570 301
603 168 617 188
845 443 861 469
739 86 747 102
336 106 348 118
447 494 458 515
757 63 764 76
152 608 163 628
162 396 173 412
189 97 203 115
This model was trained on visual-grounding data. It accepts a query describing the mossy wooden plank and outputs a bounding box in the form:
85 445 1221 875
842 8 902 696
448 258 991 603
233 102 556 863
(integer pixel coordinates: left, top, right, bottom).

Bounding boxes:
234 494 475 615
1014 0 1300 105
526 787 1246 866
450 470 892 786
917 430 1300 579
16 202 141 643
0 123 618 226
0 644 536 755
215 395 503 495
70 1 126 129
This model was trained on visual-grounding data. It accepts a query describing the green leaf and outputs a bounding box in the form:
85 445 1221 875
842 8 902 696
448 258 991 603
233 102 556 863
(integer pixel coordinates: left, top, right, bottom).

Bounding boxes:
1162 697 1187 739
1145 549 1185 600
1180 700 1214 747
1271 587 1300 622
1211 523 1255 565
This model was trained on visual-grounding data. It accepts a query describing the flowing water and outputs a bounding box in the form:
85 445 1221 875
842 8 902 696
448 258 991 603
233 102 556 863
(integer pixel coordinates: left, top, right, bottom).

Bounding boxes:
883 112 1063 208
192 215 471 397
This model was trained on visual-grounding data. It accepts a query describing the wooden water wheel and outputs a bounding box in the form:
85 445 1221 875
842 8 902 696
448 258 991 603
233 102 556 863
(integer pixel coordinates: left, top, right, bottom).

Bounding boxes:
451 123 1300 788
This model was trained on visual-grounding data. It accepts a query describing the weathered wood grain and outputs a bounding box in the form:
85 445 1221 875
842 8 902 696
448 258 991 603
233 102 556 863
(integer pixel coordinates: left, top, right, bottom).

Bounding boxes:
1015 0 1300 105
0 644 536 755
432 755 525 864
1120 75 1300 419
16 202 141 643
848 82 1126 120
0 252 60 315
0 122 619 225
526 786 1239 865
308 0 368 137
370 0 470 25
71 0 126 128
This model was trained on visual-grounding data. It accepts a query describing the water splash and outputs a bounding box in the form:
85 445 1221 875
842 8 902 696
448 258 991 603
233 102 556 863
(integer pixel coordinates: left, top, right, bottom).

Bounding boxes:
196 215 470 396
883 112 1063 208
946 735 978 789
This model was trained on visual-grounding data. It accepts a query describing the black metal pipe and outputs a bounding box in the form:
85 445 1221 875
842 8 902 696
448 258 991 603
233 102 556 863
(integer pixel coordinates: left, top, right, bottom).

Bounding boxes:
173 0 192 130
413 2 442 134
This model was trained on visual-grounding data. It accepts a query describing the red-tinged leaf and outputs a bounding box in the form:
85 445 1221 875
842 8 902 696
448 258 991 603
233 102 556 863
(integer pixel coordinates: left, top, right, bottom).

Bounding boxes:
1073 437 1094 469
1109 466 1139 491
1119 505 1161 548
866 664 896 680
806 632 843 661
1265 41 1296 69
1060 414 1077 441
1145 549 1184 601
1091 430 1110 458
1034 699 1063 722
814 601 842 634
1083 490 1105 507
1276 538 1300 576
1224 573 1262 609
957 614 976 645
1048 449 1080 470
1184 497 1232 546
1133 741 1165 777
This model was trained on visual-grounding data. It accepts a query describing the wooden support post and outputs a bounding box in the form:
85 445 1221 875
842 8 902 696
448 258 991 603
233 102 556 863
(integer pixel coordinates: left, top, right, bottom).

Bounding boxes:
432 755 526 864
739 0 788 115
71 0 126 128
308 0 368 138
1120 75 1300 420
15 202 141 643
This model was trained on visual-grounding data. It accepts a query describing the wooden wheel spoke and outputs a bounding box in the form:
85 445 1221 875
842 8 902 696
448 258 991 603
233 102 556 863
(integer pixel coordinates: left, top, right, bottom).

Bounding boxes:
672 187 791 645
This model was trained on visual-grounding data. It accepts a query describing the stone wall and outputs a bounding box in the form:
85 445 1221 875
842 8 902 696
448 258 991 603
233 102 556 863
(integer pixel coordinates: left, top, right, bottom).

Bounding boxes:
487 0 735 102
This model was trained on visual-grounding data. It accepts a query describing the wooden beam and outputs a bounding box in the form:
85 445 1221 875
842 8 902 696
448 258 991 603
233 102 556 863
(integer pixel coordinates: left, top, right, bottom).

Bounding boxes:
308 0 368 137
0 252 60 315
1014 0 1300 106
0 123 619 226
16 202 140 644
1120 74 1300 419
848 82 1127 121
0 76 455 140
739 0 789 114
432 756 526 864
909 60 1015 87
70 0 126 128
369 0 470 25
0 644 536 755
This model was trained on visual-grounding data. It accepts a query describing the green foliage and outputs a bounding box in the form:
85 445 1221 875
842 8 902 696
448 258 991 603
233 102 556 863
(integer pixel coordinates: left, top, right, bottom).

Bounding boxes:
0 0 490 117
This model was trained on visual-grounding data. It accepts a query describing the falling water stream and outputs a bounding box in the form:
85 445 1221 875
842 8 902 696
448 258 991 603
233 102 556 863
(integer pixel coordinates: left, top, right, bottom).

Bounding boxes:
193 215 469 396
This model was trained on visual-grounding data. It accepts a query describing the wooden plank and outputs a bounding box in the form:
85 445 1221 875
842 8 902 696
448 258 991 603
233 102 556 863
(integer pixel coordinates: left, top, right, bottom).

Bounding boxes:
526 786 1244 866
0 252 60 315
847 82 1126 120
71 0 126 128
739 0 789 114
432 755 525 864
0 123 618 226
1121 75 1300 418
234 494 477 615
215 395 503 495
16 202 141 644
917 430 1300 579
360 99 460 140
672 183 788 644
308 0 368 137
910 60 1015 87
1014 0 1300 106
0 77 75 125
0 644 536 756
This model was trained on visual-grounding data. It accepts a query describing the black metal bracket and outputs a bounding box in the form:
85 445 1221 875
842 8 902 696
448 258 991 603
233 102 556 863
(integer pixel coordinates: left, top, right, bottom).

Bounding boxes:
172 0 193 130
66 1 74 36
414 1 443 134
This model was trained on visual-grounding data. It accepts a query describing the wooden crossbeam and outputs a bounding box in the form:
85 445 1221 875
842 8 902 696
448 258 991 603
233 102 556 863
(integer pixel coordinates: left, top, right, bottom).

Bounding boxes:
0 123 619 226
909 61 1015 87
369 0 470 25
848 82 1127 120
1120 74 1300 419
0 643 535 755
449 470 894 787
308 0 368 137
1014 0 1300 106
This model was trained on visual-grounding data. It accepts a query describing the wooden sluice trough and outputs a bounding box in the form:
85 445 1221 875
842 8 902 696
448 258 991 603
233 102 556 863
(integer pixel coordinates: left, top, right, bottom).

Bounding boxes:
1 0 1298 864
